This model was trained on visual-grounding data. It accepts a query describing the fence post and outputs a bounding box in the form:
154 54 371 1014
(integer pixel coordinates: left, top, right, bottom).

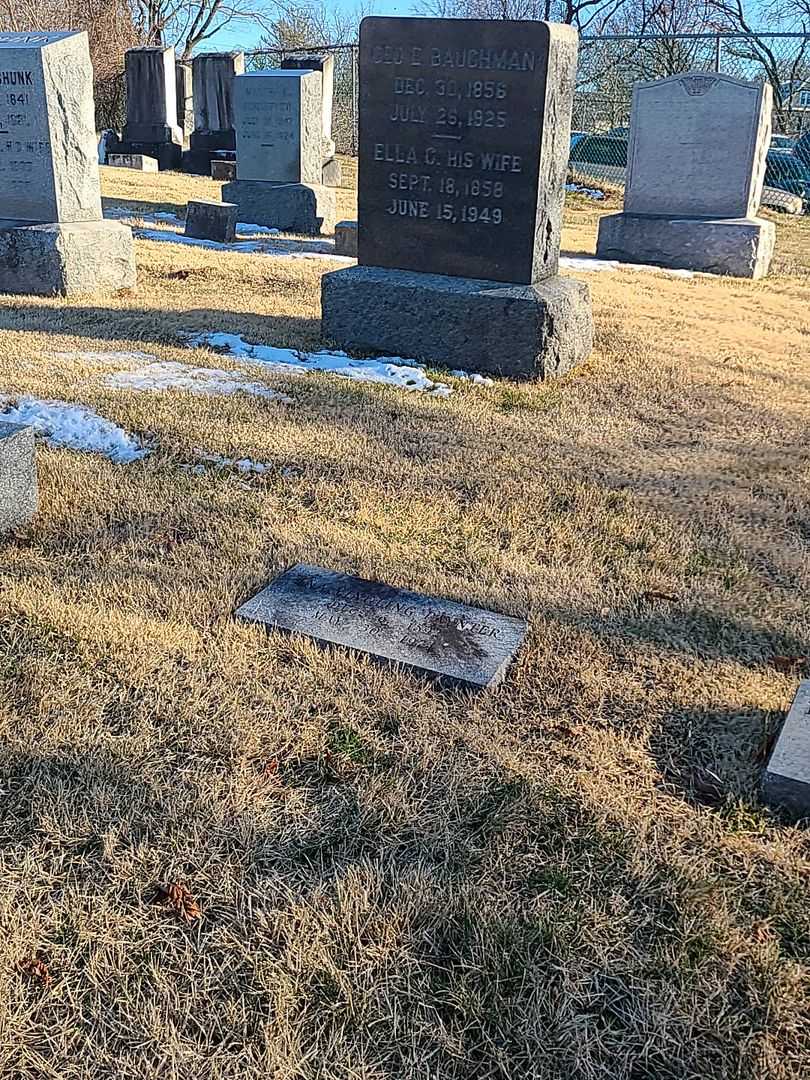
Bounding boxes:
714 33 722 72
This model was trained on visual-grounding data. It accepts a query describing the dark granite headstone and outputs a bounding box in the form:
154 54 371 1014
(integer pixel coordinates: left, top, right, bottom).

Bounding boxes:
358 17 575 284
185 199 238 243
236 564 527 689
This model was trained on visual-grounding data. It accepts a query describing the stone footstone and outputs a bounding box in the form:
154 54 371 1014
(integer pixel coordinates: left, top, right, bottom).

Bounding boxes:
322 157 342 187
236 564 528 690
108 153 158 172
596 213 775 279
222 180 335 235
763 680 810 816
107 138 181 171
335 220 357 258
211 159 236 181
185 200 238 243
0 421 37 534
0 220 136 296
322 265 592 379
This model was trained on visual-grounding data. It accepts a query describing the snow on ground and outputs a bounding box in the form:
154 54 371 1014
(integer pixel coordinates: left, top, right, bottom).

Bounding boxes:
105 359 294 403
565 182 605 200
183 451 272 476
0 397 147 463
184 331 455 397
560 254 694 279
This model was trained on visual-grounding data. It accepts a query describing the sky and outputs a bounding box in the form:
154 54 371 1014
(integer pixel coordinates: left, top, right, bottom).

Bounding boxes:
209 0 419 53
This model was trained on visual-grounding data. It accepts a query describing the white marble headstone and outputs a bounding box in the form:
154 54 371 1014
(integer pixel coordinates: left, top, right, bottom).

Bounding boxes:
624 72 771 219
0 31 102 224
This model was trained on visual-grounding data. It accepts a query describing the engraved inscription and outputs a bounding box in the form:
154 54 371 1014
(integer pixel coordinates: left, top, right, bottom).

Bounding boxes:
358 18 551 283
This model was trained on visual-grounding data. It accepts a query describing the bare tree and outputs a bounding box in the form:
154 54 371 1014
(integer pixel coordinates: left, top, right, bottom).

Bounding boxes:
130 0 282 59
419 0 630 35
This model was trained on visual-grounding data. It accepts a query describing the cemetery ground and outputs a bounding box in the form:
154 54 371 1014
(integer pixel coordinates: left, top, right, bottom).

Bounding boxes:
0 160 808 1079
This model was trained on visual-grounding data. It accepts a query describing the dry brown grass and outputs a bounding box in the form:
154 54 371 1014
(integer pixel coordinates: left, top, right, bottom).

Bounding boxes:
0 162 808 1079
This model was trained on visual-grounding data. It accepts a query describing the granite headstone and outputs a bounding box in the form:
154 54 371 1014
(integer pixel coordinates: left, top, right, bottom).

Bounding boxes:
176 61 194 145
237 564 527 689
185 51 244 173
110 46 182 170
0 421 37 533
280 52 341 185
185 199 238 243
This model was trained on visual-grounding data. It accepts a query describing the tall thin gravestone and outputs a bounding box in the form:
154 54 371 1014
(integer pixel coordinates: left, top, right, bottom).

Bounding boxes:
184 51 244 174
321 17 593 379
223 69 336 235
596 72 774 278
109 46 183 170
0 31 135 295
176 61 194 147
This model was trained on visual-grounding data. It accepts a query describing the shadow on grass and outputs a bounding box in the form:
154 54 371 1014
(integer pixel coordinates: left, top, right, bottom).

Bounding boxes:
101 195 188 220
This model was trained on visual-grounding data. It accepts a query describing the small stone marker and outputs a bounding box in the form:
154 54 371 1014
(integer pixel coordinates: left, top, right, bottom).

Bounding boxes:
223 69 336 234
108 153 158 172
0 31 135 296
109 46 183 170
211 159 236 181
0 421 37 534
597 72 774 278
236 564 527 689
185 200 238 244
763 681 810 816
321 17 593 378
184 51 244 174
335 220 358 257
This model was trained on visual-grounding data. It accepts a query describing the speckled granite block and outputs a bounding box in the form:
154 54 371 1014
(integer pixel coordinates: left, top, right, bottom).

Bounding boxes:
0 421 37 534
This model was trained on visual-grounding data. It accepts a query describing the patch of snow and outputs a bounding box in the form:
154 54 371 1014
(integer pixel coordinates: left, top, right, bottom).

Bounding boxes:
135 227 268 254
565 182 605 200
185 331 453 396
0 397 147 463
450 369 496 387
184 451 272 476
560 255 694 279
105 359 293 403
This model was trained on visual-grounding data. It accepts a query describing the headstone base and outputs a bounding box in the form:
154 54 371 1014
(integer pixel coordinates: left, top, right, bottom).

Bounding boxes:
321 266 593 380
0 220 136 297
108 136 181 171
0 421 37 534
222 181 336 236
184 131 237 175
335 220 357 258
322 157 342 187
596 213 775 279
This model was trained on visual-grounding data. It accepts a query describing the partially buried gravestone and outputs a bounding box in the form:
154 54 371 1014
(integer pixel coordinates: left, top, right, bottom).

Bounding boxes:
237 564 527 689
108 47 183 170
335 219 358 257
281 53 341 186
184 52 244 174
596 72 774 278
0 31 135 295
223 69 336 235
107 152 158 172
185 199 238 244
0 421 37 534
320 17 593 379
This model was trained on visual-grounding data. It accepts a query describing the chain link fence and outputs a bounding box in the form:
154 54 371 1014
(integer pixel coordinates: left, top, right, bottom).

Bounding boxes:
246 31 810 212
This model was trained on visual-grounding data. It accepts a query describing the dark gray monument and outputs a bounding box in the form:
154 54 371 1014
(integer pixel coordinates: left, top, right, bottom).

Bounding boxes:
223 69 336 235
321 17 593 379
109 46 183 170
184 51 244 174
335 219 358 257
763 680 810 815
236 564 527 689
185 199 238 243
0 31 135 295
0 421 37 534
281 52 341 186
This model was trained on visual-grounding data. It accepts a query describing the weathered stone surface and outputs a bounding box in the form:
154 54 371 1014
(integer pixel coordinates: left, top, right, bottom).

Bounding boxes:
0 421 37 534
322 265 592 379
322 157 342 187
233 70 323 184
236 563 527 689
357 17 578 284
185 199 238 243
0 220 136 296
192 52 244 136
763 680 810 816
281 53 335 146
222 180 335 235
624 72 771 219
0 31 102 224
596 212 775 279
122 47 182 144
107 153 158 172
335 220 357 257
761 185 803 214
211 159 236 181
108 137 181 171
175 61 194 143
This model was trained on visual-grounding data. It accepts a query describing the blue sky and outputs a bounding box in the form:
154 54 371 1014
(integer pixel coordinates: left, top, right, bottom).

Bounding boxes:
210 0 418 52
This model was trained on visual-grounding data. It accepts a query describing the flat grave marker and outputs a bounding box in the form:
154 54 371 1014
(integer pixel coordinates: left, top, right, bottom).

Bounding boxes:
236 564 527 689
763 680 810 816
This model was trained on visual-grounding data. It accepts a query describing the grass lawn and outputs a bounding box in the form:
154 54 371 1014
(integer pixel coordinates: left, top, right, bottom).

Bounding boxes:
0 160 808 1079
